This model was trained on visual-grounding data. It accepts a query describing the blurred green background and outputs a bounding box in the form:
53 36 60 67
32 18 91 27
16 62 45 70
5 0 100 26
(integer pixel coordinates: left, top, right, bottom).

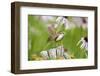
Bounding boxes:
28 15 88 61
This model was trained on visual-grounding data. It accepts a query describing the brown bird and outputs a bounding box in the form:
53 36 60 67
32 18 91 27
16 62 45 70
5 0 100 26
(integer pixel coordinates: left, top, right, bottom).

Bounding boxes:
47 24 64 42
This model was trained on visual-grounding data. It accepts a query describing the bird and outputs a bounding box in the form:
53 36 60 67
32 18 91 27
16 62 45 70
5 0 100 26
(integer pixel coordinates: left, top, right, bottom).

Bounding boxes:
47 24 64 42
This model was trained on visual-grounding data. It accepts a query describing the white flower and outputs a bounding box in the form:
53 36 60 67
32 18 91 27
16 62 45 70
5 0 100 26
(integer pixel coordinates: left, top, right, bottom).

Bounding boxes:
56 17 67 26
40 45 66 59
77 37 88 51
40 51 49 60
48 48 57 59
56 45 64 57
56 17 88 30
56 17 64 25
56 17 72 30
